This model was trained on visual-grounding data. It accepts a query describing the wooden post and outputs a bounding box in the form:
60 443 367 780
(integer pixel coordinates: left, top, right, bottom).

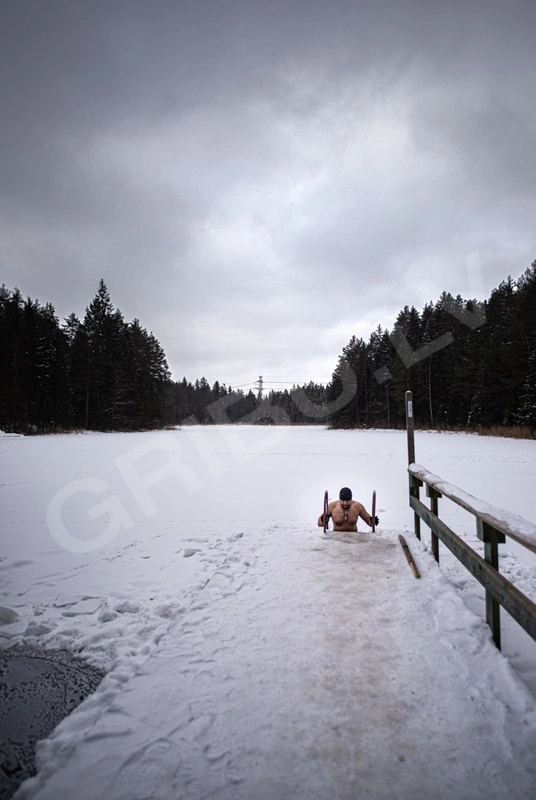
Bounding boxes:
406 390 420 539
477 520 505 649
427 485 442 563
405 390 415 466
410 474 422 540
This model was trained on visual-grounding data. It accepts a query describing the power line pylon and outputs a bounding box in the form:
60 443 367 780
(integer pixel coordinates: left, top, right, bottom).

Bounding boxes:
255 376 263 401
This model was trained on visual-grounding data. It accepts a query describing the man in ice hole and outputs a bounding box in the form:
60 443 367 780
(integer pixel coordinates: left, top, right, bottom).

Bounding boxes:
318 487 379 532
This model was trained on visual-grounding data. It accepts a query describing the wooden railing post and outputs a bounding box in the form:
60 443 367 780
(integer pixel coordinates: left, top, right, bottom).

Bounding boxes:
477 520 506 649
410 474 422 540
427 485 442 563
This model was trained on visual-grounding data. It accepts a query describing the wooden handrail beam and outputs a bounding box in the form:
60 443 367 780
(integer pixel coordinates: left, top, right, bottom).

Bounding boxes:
409 463 536 554
410 496 536 643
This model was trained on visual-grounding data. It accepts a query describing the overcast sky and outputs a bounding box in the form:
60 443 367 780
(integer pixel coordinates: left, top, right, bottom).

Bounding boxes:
1 0 535 390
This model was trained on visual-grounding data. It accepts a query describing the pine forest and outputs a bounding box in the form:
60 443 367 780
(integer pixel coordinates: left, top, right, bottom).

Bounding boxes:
1 262 535 436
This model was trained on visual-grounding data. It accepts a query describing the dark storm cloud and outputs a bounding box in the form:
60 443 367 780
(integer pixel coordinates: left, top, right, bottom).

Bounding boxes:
1 0 535 385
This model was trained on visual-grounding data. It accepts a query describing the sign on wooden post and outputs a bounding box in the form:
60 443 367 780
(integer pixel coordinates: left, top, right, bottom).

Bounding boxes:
405 390 415 466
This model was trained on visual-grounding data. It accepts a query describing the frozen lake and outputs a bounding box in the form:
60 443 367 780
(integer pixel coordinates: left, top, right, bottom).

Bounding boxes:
1 426 536 799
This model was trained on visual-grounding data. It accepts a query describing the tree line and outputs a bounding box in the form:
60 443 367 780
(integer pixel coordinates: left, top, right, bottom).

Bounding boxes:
0 278 326 433
0 279 171 432
170 378 327 426
326 260 536 432
2 261 535 434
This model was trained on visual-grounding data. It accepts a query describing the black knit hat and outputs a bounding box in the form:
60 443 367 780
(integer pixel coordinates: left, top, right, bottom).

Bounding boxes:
339 487 352 501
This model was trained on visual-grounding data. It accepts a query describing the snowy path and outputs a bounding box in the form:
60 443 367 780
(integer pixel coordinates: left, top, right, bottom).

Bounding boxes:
17 523 536 800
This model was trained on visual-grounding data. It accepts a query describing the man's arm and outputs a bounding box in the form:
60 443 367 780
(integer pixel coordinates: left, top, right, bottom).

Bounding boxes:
357 503 378 528
318 501 333 527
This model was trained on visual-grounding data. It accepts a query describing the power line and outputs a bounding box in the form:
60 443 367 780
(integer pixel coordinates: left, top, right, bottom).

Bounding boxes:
219 376 332 391
251 378 331 385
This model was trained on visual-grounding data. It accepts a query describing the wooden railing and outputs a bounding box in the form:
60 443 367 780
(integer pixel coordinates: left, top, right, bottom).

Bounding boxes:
405 390 536 649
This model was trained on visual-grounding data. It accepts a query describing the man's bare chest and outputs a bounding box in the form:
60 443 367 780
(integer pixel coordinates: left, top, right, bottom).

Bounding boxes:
332 506 358 525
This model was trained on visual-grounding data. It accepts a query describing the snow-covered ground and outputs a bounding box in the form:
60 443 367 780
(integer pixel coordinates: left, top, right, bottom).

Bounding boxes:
1 425 536 799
